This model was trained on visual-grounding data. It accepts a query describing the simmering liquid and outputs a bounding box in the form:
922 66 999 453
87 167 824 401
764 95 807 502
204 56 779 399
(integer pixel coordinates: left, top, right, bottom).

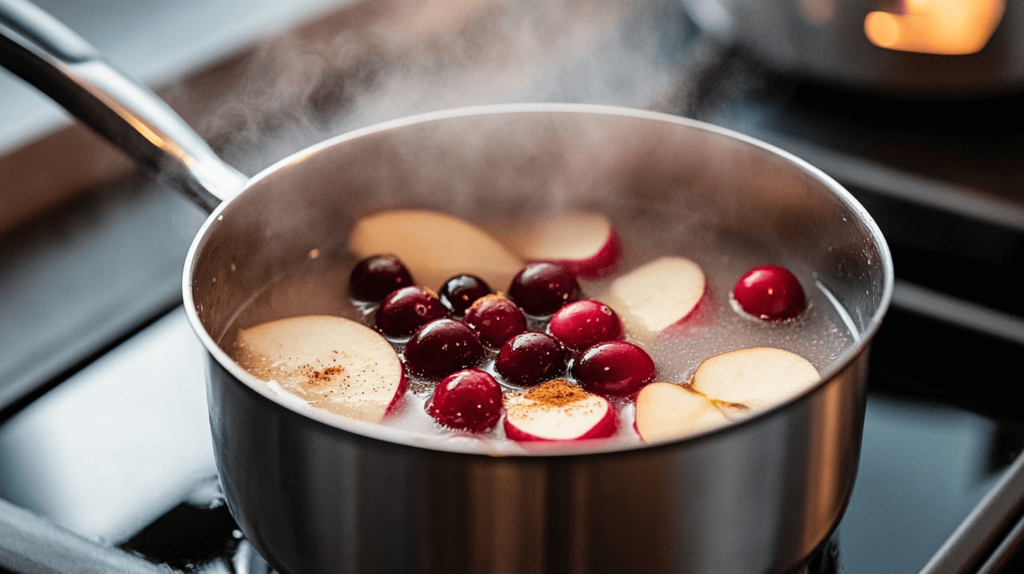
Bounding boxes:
226 212 857 448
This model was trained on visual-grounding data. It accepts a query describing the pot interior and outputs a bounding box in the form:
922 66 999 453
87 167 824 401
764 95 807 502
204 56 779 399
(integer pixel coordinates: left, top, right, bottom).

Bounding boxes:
186 105 890 450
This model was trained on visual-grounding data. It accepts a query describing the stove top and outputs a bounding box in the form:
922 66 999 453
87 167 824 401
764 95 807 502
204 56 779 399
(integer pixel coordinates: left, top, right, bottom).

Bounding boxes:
2 306 1022 574
3 0 1024 572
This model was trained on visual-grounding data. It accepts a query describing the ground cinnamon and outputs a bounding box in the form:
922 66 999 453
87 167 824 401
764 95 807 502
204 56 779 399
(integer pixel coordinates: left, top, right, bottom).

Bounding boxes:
523 379 587 406
506 379 596 422
301 365 346 386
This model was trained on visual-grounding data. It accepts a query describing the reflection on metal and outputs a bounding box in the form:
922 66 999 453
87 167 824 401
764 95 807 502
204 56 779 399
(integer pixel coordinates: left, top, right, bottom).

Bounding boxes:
864 0 1005 55
0 309 216 543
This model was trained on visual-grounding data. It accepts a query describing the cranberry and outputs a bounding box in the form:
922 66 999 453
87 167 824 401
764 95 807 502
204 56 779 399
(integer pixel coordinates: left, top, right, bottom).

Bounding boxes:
508 262 580 316
438 274 492 316
464 294 527 349
733 265 805 321
427 369 503 432
404 319 485 378
375 286 447 338
495 332 568 387
571 341 655 396
548 299 624 352
348 255 414 302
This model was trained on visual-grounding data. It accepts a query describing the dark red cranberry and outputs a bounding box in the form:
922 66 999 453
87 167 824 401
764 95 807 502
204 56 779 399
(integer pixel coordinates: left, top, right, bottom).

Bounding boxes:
495 332 568 387
464 294 527 349
427 369 503 432
348 255 414 302
508 262 580 316
438 274 492 316
548 299 624 352
571 341 655 396
733 265 805 321
404 319 485 378
375 286 447 338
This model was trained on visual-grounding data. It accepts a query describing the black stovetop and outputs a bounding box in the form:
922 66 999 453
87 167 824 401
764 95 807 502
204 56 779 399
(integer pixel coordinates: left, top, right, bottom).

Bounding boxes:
3 303 1022 574
3 2 1024 573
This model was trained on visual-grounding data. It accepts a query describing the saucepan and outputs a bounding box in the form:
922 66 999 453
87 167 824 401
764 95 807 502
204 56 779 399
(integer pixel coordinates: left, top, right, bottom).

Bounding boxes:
1 1 892 573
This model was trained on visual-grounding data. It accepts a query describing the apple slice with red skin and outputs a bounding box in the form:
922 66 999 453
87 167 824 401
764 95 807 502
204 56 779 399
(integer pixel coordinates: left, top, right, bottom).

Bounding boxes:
348 210 525 291
600 256 712 337
691 347 819 411
233 315 406 423
634 382 728 442
496 213 622 279
503 379 617 442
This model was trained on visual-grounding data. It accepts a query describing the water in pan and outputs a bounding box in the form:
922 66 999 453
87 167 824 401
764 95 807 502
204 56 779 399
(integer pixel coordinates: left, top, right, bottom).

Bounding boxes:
224 208 857 448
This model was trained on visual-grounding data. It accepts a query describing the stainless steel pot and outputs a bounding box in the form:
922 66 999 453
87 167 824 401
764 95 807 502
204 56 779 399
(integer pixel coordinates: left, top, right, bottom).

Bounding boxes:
683 0 1024 97
1 1 893 573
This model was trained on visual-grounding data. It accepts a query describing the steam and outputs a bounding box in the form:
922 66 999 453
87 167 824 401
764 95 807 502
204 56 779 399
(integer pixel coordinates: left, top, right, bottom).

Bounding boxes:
187 0 773 341
185 0 745 174
185 0 864 435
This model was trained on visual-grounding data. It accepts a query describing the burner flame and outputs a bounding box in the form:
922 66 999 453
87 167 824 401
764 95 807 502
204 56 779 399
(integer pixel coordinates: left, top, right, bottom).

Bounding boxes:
863 0 1004 55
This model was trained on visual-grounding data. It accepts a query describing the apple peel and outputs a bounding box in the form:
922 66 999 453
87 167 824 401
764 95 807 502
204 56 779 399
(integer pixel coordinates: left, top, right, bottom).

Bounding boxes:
691 347 819 411
234 315 406 423
348 209 525 291
600 256 712 337
495 213 622 279
634 382 729 442
503 379 617 442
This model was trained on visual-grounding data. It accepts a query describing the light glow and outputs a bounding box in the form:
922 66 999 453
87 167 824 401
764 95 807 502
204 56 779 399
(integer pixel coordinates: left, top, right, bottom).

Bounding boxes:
864 0 1004 55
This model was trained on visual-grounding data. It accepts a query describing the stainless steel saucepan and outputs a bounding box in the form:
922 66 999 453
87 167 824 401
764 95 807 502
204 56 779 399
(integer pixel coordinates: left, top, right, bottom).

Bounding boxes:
1 1 893 573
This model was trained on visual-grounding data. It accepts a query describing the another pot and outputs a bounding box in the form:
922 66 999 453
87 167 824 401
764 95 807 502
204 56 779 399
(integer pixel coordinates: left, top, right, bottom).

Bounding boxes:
682 0 1024 97
1 2 893 573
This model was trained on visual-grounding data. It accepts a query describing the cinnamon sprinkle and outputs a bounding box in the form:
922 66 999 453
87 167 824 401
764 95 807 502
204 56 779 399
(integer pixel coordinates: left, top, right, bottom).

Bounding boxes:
506 378 594 421
468 292 508 310
522 378 588 407
302 365 346 386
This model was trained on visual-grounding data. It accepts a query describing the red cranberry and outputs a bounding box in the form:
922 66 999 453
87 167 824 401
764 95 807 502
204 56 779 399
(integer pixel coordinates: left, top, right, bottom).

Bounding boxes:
438 274 492 316
508 262 580 316
495 332 568 387
548 299 624 352
348 255 414 302
571 341 655 396
427 369 503 432
375 286 447 338
464 294 527 349
733 265 805 321
404 319 485 378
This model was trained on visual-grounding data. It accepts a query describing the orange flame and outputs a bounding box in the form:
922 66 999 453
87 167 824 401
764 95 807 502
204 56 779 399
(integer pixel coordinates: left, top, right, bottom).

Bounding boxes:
864 0 1004 55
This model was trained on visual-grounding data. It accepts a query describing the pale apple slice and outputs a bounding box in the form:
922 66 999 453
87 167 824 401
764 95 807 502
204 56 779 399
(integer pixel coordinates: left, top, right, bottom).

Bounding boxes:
691 347 819 411
599 256 711 336
496 213 621 279
634 382 729 442
348 209 525 291
503 379 617 442
233 315 406 423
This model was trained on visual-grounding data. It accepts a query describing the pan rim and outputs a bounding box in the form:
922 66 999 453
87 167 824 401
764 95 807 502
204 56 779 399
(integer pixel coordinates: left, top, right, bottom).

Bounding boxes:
182 102 894 457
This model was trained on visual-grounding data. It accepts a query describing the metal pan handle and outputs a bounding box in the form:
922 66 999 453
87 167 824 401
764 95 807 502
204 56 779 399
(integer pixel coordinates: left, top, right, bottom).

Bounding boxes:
0 0 247 212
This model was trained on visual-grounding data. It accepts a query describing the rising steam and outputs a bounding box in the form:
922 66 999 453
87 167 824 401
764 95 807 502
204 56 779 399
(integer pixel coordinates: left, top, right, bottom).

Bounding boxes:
187 0 745 174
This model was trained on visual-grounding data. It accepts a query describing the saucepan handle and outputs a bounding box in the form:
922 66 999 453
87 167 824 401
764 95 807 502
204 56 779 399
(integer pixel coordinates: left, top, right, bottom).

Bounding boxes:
0 0 247 212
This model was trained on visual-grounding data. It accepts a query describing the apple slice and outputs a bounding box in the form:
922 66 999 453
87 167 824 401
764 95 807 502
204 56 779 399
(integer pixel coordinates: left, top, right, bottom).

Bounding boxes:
599 256 711 336
634 382 728 442
496 213 621 279
348 210 524 291
503 379 617 442
690 347 819 411
233 315 406 423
